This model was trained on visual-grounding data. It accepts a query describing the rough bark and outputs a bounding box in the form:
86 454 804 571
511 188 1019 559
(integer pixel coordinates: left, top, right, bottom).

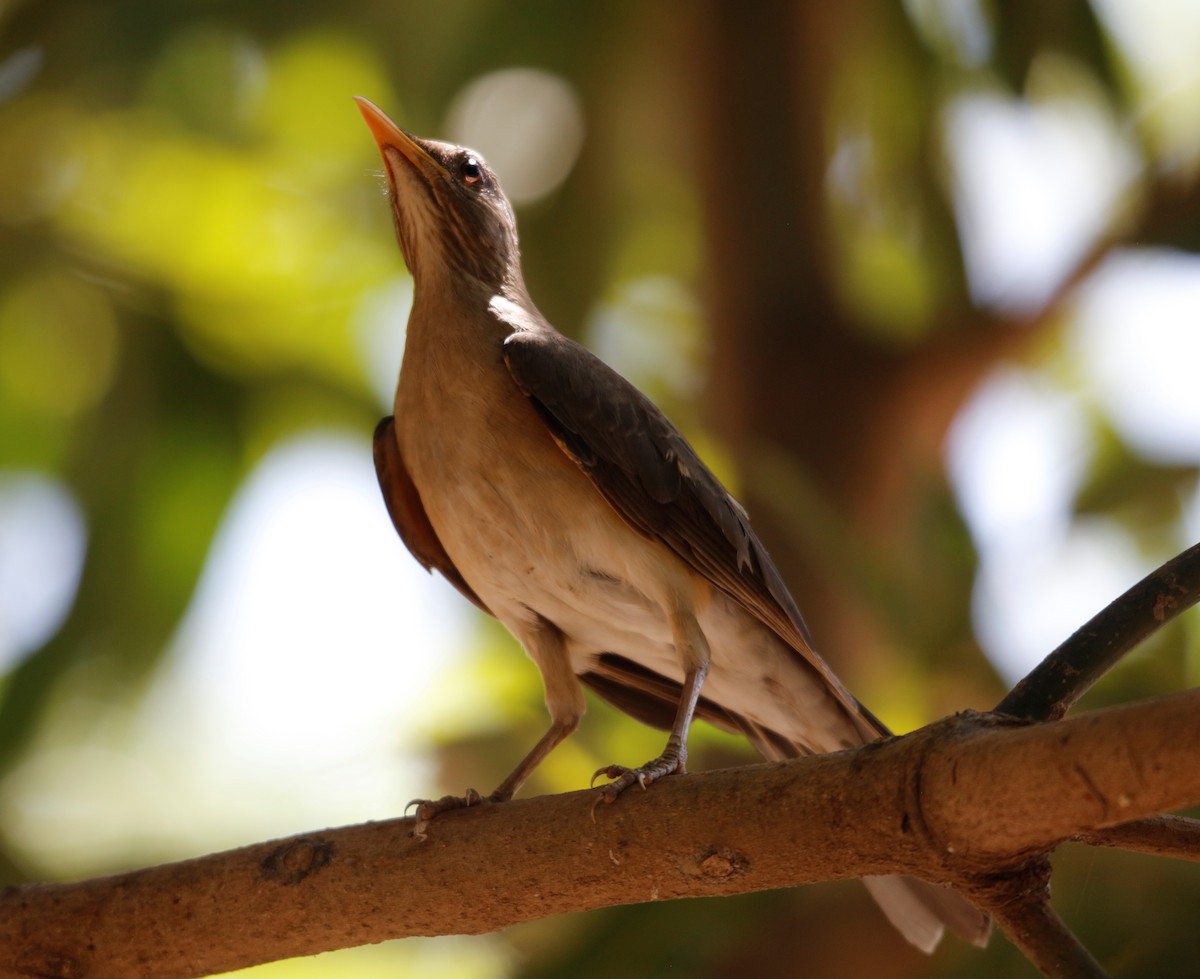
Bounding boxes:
4 689 1199 979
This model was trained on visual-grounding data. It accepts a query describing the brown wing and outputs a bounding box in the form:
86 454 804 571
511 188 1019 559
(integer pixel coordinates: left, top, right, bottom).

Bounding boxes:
502 329 885 742
373 416 491 615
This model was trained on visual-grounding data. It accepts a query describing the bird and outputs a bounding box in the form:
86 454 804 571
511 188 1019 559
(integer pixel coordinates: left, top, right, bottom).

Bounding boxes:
354 96 990 954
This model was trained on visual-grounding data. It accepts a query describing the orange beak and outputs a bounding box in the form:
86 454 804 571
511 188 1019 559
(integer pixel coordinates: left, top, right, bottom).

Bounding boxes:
353 97 439 177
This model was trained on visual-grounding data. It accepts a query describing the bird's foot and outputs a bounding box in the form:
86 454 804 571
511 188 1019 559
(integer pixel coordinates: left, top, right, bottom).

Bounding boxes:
591 750 686 806
405 787 490 824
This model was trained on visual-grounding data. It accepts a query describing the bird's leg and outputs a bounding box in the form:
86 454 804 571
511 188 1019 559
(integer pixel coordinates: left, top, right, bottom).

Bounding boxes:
593 661 708 802
408 615 583 822
594 604 711 803
407 717 579 821
487 715 578 801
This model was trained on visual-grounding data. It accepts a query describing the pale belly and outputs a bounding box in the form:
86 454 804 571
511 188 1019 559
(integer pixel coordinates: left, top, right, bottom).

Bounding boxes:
417 412 683 675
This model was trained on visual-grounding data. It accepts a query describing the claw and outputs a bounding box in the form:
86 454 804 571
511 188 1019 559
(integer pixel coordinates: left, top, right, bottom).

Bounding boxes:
590 764 627 788
405 788 486 824
590 751 686 807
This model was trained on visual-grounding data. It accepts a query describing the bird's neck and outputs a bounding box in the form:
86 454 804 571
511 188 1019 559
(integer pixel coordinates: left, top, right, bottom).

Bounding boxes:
401 268 546 373
394 270 548 445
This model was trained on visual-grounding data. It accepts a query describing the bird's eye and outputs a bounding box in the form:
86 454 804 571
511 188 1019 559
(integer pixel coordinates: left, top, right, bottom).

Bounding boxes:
461 157 484 186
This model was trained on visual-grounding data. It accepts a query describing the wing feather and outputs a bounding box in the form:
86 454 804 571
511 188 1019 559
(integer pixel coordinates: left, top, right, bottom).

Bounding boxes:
373 416 492 615
502 329 883 741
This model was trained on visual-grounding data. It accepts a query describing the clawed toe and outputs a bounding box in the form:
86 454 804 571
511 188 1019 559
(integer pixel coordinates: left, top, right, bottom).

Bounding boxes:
405 787 485 822
590 753 685 807
589 764 644 790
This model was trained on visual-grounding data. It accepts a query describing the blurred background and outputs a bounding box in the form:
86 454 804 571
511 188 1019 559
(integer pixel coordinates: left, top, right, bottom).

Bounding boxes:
1 1 1199 976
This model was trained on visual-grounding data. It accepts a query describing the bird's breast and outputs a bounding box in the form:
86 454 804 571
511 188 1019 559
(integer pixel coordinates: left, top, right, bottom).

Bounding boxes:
395 347 677 648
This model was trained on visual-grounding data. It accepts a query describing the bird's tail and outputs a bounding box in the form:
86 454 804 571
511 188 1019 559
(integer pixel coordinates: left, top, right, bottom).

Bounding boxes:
863 875 991 953
739 714 991 954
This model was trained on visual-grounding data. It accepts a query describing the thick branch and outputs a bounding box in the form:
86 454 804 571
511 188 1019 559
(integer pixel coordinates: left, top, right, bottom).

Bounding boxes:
3 690 1199 979
996 541 1200 721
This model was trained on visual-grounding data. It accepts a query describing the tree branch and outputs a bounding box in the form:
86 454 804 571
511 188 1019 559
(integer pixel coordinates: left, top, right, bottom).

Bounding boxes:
996 541 1200 721
1073 813 1200 862
977 866 1109 979
4 689 1199 979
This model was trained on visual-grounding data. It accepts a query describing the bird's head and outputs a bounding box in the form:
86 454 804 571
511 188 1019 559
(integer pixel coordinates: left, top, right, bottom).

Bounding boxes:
355 97 522 294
